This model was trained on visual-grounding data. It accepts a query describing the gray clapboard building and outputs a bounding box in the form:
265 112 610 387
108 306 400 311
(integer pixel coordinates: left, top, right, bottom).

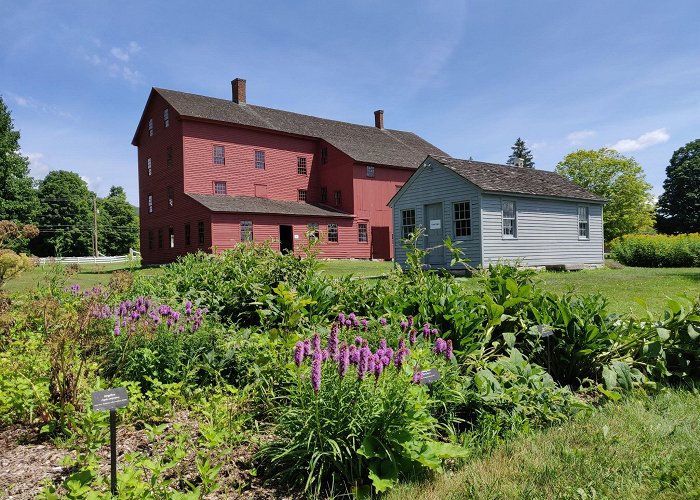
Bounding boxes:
389 155 606 269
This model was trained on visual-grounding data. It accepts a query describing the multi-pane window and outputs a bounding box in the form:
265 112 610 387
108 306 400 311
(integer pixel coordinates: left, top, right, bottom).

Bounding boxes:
502 200 516 237
453 202 471 237
298 189 307 201
307 223 319 240
578 206 589 239
158 228 163 248
240 220 253 242
320 187 327 203
214 181 227 195
358 223 368 243
166 146 173 168
255 150 265 169
297 157 307 175
148 193 153 213
366 165 375 178
213 145 225 165
334 190 342 206
169 227 174 248
328 223 338 242
198 222 205 245
148 118 154 137
185 224 191 245
401 209 416 239
168 187 174 207
147 157 152 176
164 108 169 128
148 230 153 250
321 147 328 164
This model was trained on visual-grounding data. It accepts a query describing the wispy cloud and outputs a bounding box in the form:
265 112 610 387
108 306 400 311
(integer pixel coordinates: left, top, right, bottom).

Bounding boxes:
84 40 143 84
80 174 103 194
6 93 74 119
25 152 51 177
610 128 670 152
566 130 596 146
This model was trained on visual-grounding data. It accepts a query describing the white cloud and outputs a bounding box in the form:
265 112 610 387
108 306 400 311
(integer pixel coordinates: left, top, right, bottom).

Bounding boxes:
84 40 143 84
25 152 51 177
566 130 596 145
530 141 548 151
80 174 103 193
610 128 670 152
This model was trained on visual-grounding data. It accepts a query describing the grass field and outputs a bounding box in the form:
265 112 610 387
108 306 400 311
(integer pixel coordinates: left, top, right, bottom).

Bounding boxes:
388 390 700 500
4 260 698 315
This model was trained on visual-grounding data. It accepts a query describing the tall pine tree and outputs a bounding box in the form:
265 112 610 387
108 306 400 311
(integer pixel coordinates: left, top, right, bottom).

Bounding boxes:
506 137 535 168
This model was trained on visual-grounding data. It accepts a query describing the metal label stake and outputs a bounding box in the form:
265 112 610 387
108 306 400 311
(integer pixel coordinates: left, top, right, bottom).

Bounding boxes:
91 387 129 496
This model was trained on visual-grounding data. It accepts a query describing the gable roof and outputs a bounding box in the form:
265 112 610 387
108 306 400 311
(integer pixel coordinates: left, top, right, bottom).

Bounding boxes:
429 155 606 202
134 88 447 169
187 193 353 218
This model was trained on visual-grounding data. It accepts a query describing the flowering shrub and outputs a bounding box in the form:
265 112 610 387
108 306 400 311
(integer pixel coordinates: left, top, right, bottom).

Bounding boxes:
258 316 466 496
610 233 700 267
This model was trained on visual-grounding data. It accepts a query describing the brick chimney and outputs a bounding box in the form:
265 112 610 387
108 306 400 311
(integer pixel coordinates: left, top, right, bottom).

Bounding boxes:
374 109 384 129
232 78 246 104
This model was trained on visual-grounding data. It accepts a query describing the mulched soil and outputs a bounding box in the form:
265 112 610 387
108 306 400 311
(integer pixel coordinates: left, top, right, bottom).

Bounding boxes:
0 411 296 499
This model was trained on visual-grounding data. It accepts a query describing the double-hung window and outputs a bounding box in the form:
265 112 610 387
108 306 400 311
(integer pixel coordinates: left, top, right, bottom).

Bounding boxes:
578 206 589 239
167 187 174 207
358 223 368 243
166 146 173 168
307 223 319 241
164 108 169 127
255 150 265 169
453 202 471 237
198 222 205 245
366 165 375 178
298 189 307 201
214 181 227 195
328 223 338 242
401 209 416 239
502 200 516 237
169 227 175 248
147 193 153 213
147 157 152 176
148 118 154 137
334 190 342 206
213 145 225 165
297 157 307 175
241 220 253 242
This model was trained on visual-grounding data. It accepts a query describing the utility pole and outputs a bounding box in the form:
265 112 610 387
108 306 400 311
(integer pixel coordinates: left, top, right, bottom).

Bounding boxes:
93 196 99 258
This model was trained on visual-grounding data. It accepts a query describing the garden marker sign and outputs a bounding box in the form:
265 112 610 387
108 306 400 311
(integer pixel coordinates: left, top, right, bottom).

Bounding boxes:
418 368 441 385
91 387 129 496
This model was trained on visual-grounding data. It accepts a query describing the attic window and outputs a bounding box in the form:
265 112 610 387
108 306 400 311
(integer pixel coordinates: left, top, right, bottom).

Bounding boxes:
147 157 152 176
148 118 154 137
214 145 225 165
321 187 327 202
366 165 375 178
297 157 307 175
164 108 169 128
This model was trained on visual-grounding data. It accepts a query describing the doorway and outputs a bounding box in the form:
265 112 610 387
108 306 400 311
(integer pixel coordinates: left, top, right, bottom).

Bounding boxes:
425 203 444 265
279 225 294 254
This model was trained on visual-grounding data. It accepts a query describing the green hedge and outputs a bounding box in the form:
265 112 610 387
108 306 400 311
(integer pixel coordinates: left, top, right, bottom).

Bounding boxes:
610 233 700 267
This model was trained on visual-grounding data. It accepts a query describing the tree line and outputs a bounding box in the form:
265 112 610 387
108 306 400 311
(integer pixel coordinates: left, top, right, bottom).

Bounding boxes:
507 138 700 241
1 96 138 257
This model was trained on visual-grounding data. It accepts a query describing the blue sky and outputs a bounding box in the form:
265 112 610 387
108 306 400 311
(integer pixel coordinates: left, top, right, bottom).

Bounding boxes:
2 0 699 206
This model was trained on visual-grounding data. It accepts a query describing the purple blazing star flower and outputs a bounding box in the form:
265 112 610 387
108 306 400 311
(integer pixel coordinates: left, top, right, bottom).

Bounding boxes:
431 328 439 337
374 356 384 380
368 355 376 374
381 355 391 367
345 319 352 327
313 333 321 352
398 337 406 349
379 339 388 350
328 326 339 358
394 347 410 369
433 338 447 354
321 349 330 361
409 329 417 345
338 344 349 377
349 345 360 364
311 351 322 393
348 313 356 321
407 316 414 328
412 370 424 385
360 318 368 330
384 347 394 362
114 322 121 336
294 341 305 367
400 321 408 331
446 339 453 361
355 336 363 345
379 317 387 326
338 313 345 324
304 339 312 356
185 300 192 315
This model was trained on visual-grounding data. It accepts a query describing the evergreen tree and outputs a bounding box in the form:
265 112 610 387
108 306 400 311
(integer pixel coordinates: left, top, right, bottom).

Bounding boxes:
0 96 39 225
506 137 535 168
98 186 139 255
31 171 94 256
657 139 700 234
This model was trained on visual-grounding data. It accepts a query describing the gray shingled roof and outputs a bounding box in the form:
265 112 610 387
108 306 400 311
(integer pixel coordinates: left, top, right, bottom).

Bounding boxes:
144 88 447 169
187 193 354 218
431 156 606 202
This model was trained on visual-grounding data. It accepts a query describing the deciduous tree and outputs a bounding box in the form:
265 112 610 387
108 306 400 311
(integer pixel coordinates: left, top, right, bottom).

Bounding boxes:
98 186 139 255
657 139 700 234
555 148 654 242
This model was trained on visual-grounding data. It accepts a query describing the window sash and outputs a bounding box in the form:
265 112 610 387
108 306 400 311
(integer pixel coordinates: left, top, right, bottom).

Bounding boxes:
298 190 307 201
198 222 205 244
307 223 319 240
213 146 225 165
334 191 341 206
168 187 174 207
214 181 227 195
148 118 154 136
453 202 471 237
502 201 516 237
148 194 153 213
358 223 368 243
164 108 169 127
147 157 152 176
401 209 416 239
297 157 307 175
255 150 265 169
366 165 375 178
328 223 338 242
169 228 174 248
578 206 589 238
240 220 253 241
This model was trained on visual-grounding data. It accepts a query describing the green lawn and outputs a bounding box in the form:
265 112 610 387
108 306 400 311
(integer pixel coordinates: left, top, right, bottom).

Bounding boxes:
388 390 700 500
318 259 395 277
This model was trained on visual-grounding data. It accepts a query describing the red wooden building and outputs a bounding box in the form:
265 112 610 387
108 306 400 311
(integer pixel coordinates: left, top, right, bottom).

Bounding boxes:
132 79 447 264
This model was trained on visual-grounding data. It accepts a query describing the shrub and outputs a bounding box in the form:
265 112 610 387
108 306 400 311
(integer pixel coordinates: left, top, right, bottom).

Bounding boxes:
610 233 700 267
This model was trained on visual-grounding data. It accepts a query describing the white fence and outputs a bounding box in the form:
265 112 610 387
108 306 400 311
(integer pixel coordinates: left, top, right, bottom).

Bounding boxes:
37 249 141 266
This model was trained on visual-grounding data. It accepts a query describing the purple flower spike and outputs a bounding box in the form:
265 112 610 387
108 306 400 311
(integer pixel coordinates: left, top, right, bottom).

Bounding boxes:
374 356 384 380
446 339 453 361
338 313 346 323
328 326 339 358
114 322 120 336
379 317 387 326
409 329 417 345
311 351 322 393
313 333 321 352
395 347 410 369
360 318 368 329
433 338 447 354
379 339 388 350
368 355 376 374
338 344 349 377
304 339 312 356
412 370 423 385
294 341 305 367
355 336 363 345
400 321 408 331
431 328 438 337
348 313 356 321
345 319 352 327
349 345 360 364
407 316 414 328
398 337 406 349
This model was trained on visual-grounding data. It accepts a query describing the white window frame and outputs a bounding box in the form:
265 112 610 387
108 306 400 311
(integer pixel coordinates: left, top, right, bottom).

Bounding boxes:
401 209 416 239
358 223 368 243
214 181 227 195
240 220 253 242
255 150 265 169
169 227 175 248
213 145 225 165
502 199 517 239
147 157 152 176
578 205 590 240
148 193 153 213
453 201 471 238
